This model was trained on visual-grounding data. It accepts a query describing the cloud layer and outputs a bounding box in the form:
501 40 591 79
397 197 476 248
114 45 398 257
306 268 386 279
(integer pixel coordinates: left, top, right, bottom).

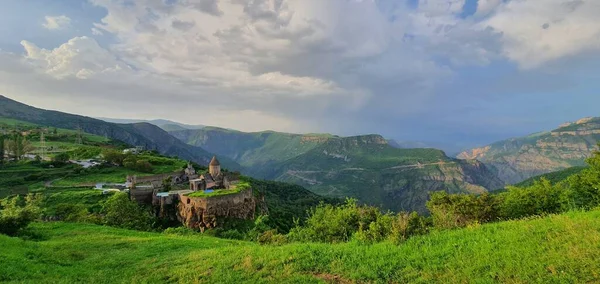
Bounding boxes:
1 0 600 150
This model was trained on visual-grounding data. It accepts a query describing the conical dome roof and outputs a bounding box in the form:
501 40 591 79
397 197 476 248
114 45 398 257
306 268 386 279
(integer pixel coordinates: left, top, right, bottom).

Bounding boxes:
209 156 220 166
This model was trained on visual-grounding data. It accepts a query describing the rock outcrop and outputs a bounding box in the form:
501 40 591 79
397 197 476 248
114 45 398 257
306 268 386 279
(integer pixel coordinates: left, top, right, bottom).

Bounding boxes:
458 117 600 184
176 189 255 231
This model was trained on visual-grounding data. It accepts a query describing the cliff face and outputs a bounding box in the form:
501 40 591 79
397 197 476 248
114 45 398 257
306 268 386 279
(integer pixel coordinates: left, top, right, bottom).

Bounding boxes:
458 117 600 184
177 189 255 231
263 136 504 213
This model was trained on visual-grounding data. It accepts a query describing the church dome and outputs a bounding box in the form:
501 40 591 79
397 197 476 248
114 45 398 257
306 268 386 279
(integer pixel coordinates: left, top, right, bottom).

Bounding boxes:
209 156 220 166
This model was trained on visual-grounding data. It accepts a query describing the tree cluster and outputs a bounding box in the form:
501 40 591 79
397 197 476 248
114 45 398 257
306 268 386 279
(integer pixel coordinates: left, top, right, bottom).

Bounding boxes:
2 133 35 161
102 149 153 173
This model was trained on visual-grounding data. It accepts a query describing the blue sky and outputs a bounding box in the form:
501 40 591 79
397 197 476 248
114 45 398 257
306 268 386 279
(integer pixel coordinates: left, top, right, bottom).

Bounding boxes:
1 0 599 153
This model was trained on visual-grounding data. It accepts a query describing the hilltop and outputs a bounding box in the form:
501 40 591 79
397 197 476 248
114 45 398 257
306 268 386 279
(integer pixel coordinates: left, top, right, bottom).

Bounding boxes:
458 117 600 184
2 209 599 283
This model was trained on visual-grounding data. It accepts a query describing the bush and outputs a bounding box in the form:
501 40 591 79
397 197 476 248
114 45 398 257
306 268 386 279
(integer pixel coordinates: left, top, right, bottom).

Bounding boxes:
427 191 501 229
566 168 600 210
53 152 70 163
499 178 569 219
288 198 381 243
101 193 155 231
135 160 153 173
258 229 287 245
54 203 89 222
388 212 430 244
219 229 245 240
0 194 42 236
163 227 197 236
102 149 126 166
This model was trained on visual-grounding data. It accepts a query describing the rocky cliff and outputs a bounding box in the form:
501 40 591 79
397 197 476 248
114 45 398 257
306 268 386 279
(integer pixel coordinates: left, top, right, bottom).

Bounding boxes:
261 135 504 213
458 117 600 184
177 189 256 231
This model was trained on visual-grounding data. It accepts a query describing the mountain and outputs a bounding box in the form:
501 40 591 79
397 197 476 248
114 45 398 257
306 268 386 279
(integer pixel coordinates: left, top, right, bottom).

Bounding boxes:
97 117 205 131
458 117 600 184
514 166 588 188
169 127 335 171
0 95 238 169
172 126 503 213
387 139 432 149
259 135 503 213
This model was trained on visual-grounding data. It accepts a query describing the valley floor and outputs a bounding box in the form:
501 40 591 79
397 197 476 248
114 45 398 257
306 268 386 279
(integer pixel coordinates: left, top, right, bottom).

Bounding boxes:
2 210 600 283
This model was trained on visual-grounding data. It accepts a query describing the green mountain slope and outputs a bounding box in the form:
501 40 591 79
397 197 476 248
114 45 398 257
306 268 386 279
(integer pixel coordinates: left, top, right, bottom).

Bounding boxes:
171 127 503 213
514 166 588 188
0 95 239 169
3 209 600 283
261 135 504 213
96 117 205 130
170 127 334 170
458 117 600 184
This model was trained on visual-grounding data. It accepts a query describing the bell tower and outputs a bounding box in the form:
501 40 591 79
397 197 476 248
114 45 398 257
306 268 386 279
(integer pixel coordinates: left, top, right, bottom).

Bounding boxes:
209 156 221 177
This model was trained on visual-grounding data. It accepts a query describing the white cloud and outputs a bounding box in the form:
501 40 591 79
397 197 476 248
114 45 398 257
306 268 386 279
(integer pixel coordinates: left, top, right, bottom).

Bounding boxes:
474 0 503 18
91 27 104 35
42 15 71 30
481 0 600 68
20 37 127 79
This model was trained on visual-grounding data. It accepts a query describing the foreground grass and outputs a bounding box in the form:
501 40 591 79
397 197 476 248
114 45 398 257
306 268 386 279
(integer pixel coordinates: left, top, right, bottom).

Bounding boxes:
2 210 600 283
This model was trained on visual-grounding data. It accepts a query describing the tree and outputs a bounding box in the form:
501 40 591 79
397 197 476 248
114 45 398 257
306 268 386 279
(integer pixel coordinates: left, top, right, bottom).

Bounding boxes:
102 149 126 165
53 152 70 164
0 134 5 163
5 133 35 160
0 194 42 236
102 193 154 231
135 159 153 173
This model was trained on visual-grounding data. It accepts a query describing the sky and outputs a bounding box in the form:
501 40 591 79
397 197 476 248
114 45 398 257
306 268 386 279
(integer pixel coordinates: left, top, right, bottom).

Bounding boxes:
1 0 600 153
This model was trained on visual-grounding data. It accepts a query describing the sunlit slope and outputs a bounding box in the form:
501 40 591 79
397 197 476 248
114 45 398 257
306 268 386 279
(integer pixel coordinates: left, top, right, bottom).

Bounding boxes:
4 209 599 282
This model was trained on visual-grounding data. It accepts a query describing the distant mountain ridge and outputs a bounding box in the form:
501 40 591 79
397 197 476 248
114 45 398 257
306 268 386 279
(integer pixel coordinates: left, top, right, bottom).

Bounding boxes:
96 117 205 131
458 117 600 184
260 134 504 213
0 95 239 169
172 127 504 212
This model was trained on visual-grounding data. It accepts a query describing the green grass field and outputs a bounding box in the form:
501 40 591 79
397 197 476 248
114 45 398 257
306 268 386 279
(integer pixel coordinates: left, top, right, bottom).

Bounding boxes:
2 209 599 283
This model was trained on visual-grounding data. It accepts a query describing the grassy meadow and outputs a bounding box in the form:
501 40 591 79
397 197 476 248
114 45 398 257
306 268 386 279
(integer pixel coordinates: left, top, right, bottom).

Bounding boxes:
2 209 600 283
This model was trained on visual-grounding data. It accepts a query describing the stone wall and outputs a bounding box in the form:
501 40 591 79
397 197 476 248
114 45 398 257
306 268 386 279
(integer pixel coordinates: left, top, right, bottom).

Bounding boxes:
177 189 255 231
130 188 154 204
134 171 185 184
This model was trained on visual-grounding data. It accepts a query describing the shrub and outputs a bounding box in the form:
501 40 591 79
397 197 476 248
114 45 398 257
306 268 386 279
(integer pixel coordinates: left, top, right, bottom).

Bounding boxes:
53 152 70 164
427 191 501 229
54 203 89 222
163 227 197 236
135 160 153 173
219 229 245 240
258 229 287 245
288 198 382 243
0 194 42 236
102 149 126 166
566 168 600 210
101 193 155 231
499 178 569 219
388 212 430 244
